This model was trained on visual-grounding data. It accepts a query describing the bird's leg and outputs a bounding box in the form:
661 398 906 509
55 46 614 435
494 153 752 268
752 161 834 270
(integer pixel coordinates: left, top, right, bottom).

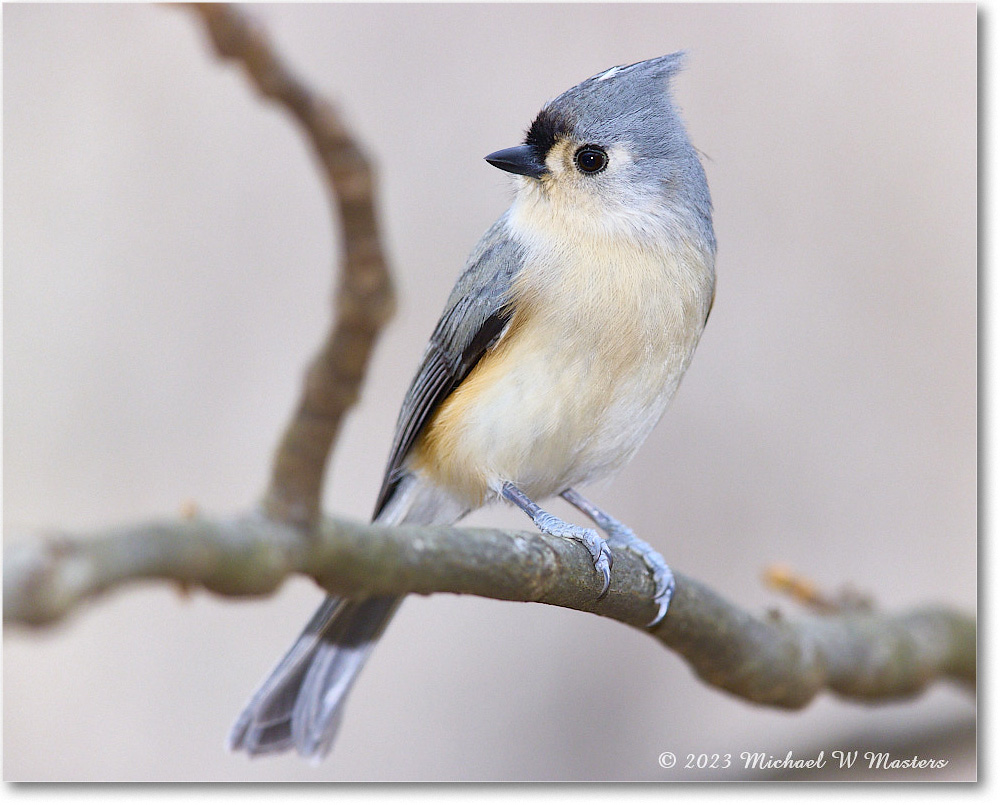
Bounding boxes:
501 482 612 598
561 488 674 626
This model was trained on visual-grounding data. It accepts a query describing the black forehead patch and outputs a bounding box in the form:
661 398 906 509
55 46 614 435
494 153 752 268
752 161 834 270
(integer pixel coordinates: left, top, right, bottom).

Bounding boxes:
524 109 572 162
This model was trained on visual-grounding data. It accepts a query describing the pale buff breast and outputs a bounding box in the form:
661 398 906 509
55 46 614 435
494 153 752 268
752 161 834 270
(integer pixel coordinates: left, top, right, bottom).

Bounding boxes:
410 220 714 507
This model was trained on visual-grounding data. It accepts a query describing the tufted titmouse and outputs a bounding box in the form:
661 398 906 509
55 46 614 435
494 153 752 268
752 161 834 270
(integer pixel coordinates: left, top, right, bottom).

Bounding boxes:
230 53 716 760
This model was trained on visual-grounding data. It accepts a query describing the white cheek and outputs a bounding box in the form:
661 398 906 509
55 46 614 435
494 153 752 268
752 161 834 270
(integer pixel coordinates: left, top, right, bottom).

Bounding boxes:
523 145 647 233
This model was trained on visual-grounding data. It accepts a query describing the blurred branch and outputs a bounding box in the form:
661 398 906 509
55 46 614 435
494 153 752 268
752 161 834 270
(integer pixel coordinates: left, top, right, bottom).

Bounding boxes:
3 512 976 709
190 3 395 529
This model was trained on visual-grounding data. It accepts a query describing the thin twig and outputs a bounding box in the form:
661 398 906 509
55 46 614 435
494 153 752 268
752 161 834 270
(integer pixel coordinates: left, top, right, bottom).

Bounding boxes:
3 514 976 709
190 3 395 529
763 563 874 614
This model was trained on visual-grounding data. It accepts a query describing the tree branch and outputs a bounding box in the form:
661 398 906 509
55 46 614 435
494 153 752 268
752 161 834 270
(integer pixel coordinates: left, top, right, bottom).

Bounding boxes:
190 3 395 529
3 513 975 709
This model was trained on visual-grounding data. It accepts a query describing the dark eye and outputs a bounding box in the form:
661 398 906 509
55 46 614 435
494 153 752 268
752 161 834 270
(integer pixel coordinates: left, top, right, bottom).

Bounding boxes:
574 146 608 175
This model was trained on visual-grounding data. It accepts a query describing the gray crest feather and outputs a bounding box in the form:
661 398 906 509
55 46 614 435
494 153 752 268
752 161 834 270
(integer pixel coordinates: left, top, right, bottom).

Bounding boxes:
543 52 687 145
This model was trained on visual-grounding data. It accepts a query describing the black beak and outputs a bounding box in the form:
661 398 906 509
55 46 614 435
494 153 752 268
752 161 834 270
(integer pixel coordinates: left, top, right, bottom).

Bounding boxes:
484 144 547 179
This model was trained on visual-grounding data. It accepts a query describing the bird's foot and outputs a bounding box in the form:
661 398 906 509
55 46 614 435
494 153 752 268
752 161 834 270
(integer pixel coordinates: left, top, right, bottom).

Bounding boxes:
603 523 674 626
532 511 613 598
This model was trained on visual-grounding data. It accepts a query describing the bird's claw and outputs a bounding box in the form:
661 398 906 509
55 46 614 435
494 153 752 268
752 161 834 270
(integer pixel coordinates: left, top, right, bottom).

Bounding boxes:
594 543 613 600
532 512 613 598
646 566 675 627
605 524 674 627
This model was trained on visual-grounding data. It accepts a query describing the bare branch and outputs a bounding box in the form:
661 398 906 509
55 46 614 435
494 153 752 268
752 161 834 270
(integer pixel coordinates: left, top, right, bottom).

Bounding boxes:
3 514 975 709
189 3 395 529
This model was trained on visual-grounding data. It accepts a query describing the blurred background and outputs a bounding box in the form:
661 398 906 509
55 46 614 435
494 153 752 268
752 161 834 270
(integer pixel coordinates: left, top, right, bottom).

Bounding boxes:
4 3 976 781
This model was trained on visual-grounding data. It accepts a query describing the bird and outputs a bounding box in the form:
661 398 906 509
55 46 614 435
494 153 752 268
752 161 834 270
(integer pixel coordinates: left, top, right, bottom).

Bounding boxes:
229 52 716 761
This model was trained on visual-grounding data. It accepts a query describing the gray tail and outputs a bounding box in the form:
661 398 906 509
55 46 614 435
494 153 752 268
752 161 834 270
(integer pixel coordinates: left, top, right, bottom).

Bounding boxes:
228 477 464 761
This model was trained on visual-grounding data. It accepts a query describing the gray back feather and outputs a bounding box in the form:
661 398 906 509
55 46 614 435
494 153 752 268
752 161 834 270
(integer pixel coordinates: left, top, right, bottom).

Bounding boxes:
372 214 527 516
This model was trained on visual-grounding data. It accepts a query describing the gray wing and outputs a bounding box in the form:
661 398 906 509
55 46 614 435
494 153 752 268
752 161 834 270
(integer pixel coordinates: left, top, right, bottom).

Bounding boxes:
372 214 527 518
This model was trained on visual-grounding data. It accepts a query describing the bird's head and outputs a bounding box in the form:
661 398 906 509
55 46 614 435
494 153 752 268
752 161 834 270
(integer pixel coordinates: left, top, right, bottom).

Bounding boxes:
486 53 711 242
